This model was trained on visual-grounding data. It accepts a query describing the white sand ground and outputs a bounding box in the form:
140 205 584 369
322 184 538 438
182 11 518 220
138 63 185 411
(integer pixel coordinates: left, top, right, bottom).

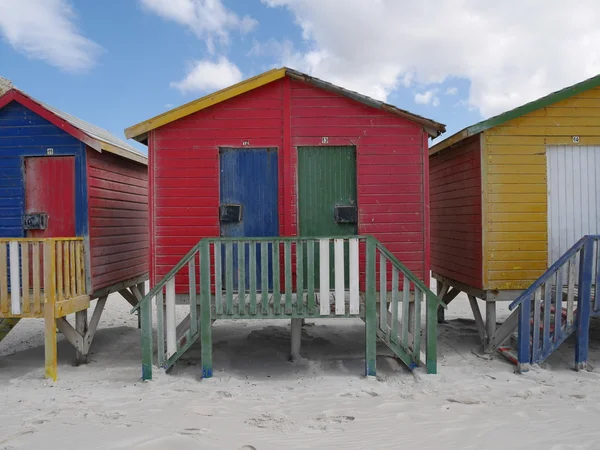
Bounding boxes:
2 279 600 449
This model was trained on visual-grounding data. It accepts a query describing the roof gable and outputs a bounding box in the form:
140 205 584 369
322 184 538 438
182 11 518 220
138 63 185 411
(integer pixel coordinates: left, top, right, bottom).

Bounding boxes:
0 88 147 165
125 67 446 143
430 73 600 155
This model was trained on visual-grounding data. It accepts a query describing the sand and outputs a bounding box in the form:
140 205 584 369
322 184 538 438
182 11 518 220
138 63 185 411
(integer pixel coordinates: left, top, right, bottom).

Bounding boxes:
2 279 600 449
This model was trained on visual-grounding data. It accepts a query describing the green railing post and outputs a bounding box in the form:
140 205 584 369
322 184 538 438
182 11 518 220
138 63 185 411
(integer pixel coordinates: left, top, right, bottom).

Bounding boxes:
140 295 153 381
426 292 437 374
200 240 213 379
365 237 377 377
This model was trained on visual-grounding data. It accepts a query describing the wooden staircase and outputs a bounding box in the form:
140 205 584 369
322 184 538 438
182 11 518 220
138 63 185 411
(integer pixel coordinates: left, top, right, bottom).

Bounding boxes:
489 235 600 372
133 236 445 380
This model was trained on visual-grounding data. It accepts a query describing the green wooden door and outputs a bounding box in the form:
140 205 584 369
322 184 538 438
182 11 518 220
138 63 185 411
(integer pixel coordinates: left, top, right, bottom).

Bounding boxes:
297 146 357 289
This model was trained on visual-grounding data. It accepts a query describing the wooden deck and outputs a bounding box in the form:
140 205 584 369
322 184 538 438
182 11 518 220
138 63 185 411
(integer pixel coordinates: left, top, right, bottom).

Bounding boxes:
0 238 90 380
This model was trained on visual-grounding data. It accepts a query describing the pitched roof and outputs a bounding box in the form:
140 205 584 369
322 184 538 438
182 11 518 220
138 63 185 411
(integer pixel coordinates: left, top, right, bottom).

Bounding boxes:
0 88 147 165
125 67 446 143
430 73 600 155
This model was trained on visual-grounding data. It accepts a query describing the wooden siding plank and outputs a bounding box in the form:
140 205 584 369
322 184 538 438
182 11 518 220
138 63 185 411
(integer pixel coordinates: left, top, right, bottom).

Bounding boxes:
429 135 482 288
86 148 148 292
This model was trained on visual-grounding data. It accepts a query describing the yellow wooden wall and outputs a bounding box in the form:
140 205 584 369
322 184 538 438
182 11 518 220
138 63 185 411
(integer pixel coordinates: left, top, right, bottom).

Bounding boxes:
482 85 600 290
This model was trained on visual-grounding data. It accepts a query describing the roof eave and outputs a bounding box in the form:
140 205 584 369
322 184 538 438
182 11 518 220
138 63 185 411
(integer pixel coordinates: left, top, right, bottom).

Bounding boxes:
124 67 287 140
125 67 446 140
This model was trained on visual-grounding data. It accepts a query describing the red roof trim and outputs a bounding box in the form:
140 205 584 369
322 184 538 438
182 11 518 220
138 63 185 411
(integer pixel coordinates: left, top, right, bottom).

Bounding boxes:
0 88 101 151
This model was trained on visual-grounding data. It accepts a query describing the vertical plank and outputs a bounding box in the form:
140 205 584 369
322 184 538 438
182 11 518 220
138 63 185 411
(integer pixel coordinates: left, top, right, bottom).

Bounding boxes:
319 239 330 316
141 293 154 380
261 242 269 314
9 241 21 315
237 241 246 315
595 239 600 312
402 276 410 346
69 241 81 297
0 242 6 314
249 242 257 315
391 267 399 341
272 241 281 315
379 252 387 329
365 237 377 377
517 295 532 372
32 242 41 314
532 287 542 360
566 256 576 327
43 241 57 381
78 241 85 294
543 277 552 353
307 240 315 315
554 266 563 342
200 240 213 378
156 289 165 367
63 242 70 299
426 290 438 374
575 239 594 370
21 242 29 314
165 277 177 358
214 243 222 315
296 241 304 315
56 242 63 301
189 256 197 336
413 288 422 363
285 241 292 314
225 241 233 315
334 239 345 315
69 241 76 298
349 238 359 315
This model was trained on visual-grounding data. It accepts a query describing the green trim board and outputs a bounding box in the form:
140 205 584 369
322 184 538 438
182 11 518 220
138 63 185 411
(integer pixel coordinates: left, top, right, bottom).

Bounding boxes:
430 73 600 155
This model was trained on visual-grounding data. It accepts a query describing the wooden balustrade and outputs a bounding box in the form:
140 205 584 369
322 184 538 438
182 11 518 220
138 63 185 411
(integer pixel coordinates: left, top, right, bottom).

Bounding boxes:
137 235 443 381
0 238 87 318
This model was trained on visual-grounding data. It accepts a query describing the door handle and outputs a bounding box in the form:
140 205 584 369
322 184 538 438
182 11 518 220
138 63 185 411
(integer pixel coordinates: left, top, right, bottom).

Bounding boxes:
220 204 243 223
334 205 357 224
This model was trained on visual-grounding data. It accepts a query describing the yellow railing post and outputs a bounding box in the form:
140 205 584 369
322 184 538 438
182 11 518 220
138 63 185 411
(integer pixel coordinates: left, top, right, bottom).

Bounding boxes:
44 240 57 381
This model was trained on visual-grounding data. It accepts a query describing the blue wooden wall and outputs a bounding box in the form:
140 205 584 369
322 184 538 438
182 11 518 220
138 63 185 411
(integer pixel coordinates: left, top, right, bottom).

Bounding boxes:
0 101 88 238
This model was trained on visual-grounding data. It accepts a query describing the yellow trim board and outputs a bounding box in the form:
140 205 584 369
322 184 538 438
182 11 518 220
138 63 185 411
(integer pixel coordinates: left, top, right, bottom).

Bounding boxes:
125 68 287 140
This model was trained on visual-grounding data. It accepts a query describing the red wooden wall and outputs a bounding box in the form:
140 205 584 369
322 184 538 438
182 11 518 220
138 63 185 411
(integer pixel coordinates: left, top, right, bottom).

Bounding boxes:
429 135 482 288
87 147 149 291
150 77 429 286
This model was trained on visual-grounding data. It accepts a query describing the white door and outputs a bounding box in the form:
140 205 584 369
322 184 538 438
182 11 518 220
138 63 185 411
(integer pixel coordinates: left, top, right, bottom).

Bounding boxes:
547 145 600 265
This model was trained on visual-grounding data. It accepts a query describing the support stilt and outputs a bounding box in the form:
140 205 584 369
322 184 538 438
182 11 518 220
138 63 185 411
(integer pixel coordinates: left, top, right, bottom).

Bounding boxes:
75 309 88 365
290 318 302 361
486 301 497 347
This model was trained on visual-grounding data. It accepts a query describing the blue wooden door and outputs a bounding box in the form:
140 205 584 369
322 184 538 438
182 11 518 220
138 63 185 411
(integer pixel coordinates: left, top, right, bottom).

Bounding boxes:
220 148 278 291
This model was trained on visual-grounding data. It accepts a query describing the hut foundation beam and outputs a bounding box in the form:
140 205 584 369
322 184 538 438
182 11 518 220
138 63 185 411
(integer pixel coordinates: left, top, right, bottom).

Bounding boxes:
56 295 108 365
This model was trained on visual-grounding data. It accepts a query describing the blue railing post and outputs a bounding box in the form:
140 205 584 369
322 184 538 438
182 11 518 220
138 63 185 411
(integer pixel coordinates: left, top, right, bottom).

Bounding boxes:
575 238 593 371
517 295 531 373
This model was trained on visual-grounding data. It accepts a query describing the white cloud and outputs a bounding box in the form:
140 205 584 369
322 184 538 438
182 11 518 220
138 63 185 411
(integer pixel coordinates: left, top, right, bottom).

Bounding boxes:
415 89 439 106
261 0 600 118
140 0 257 53
0 0 101 72
445 87 458 96
171 57 243 93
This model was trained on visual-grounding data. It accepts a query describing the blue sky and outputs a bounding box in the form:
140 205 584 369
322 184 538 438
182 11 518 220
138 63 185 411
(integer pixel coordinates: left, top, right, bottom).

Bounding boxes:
1 0 598 153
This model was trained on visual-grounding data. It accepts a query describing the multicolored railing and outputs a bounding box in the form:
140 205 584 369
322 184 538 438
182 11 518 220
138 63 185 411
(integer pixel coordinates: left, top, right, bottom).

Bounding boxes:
0 237 89 379
135 236 444 380
506 235 600 372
